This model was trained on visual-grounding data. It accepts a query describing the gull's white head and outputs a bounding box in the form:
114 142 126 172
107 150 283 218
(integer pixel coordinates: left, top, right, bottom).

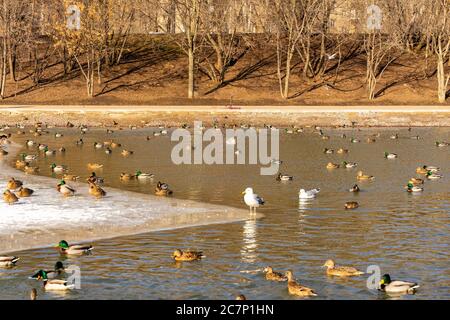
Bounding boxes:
299 189 306 194
242 187 253 195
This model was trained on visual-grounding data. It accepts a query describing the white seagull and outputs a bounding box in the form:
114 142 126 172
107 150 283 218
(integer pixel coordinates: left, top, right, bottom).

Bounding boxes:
242 187 264 213
299 188 320 199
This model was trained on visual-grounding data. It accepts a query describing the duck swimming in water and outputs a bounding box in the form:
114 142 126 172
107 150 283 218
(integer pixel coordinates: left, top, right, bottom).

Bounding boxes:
349 184 360 192
155 181 173 196
322 259 364 277
344 201 359 209
285 270 317 297
172 249 204 262
0 256 19 267
276 173 293 181
263 266 288 281
33 270 75 291
57 240 93 255
379 274 419 295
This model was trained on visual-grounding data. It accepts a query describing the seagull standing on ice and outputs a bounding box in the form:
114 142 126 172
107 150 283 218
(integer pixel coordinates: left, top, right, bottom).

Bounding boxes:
299 188 320 199
242 187 264 213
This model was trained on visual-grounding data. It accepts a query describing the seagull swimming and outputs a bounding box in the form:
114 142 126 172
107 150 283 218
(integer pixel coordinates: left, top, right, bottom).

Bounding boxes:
299 188 320 199
242 187 264 213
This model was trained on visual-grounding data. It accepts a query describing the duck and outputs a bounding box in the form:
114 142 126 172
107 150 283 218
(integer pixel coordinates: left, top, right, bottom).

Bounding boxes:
235 294 246 300
242 187 264 213
322 259 364 277
44 147 56 156
120 172 136 181
323 148 334 154
33 270 75 291
55 133 63 138
87 163 103 170
384 152 398 159
16 187 34 197
416 166 428 174
299 188 320 199
357 171 374 181
56 180 76 197
59 147 66 153
349 184 360 192
57 240 93 255
135 170 154 180
51 163 67 174
38 144 48 151
110 142 121 148
26 140 36 147
263 266 287 281
121 149 134 157
75 138 84 145
337 148 349 154
405 183 423 193
0 256 19 267
426 171 442 180
94 142 103 149
379 274 419 295
276 173 293 181
3 190 18 204
7 178 23 190
390 134 399 140
88 182 107 198
285 270 317 297
408 178 424 185
344 201 359 209
172 249 204 262
155 181 173 196
24 165 39 174
342 161 358 168
15 159 28 169
435 141 449 147
350 138 360 143
105 147 112 154
30 262 65 280
271 159 283 165
63 174 80 182
326 162 340 169
87 172 104 184
21 154 37 161
423 165 440 172
366 137 376 143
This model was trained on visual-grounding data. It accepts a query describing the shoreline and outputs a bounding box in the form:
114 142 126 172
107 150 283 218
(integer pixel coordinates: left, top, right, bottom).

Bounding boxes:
0 141 257 255
1 105 450 127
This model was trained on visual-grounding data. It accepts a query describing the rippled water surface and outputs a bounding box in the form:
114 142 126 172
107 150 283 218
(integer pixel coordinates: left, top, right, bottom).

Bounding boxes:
0 126 449 299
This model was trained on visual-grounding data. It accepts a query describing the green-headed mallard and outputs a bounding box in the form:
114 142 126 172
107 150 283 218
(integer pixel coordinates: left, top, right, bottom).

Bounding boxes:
51 163 67 174
88 182 107 198
264 266 287 281
30 262 65 280
172 249 204 262
56 180 75 197
155 181 173 196
405 183 423 193
0 256 19 267
44 147 56 156
286 270 317 297
57 240 93 255
426 171 442 180
33 270 75 291
379 274 419 295
323 259 364 277
136 170 154 180
384 152 398 159
16 187 34 197
357 171 374 181
345 201 359 209
7 178 23 190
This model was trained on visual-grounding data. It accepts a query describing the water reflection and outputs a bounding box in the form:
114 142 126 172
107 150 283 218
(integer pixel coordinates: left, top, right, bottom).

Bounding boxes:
240 218 258 264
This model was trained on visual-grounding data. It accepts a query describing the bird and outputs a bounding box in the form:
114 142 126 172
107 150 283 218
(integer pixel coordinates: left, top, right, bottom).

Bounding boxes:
30 261 65 280
120 172 136 181
322 259 364 277
384 152 398 159
7 177 23 190
345 201 359 209
235 294 246 300
121 149 134 157
326 53 337 60
350 138 360 143
426 171 442 180
135 170 154 180
88 182 107 198
264 266 288 281
155 181 173 196
3 190 18 204
323 148 334 154
379 274 419 295
51 163 67 174
56 180 75 197
299 188 320 199
285 270 317 297
357 171 374 181
405 183 423 193
33 270 75 291
94 142 103 149
87 163 103 170
56 240 93 255
276 173 293 181
408 178 424 185
337 148 349 154
390 134 399 140
435 141 449 147
342 161 358 168
349 184 360 192
63 174 80 182
0 256 19 267
87 172 104 184
16 187 34 197
172 249 204 262
242 187 264 213
326 162 340 169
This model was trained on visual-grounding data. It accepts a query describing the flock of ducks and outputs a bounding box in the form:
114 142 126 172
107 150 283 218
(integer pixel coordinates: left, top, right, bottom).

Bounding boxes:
0 123 448 299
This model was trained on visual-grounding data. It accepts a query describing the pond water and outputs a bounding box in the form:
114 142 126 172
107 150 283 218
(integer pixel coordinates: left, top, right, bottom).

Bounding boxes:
0 126 449 300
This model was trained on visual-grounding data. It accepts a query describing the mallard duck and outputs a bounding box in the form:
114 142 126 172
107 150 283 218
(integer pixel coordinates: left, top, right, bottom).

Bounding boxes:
426 171 442 180
357 171 374 181
110 142 121 148
87 163 103 170
337 148 349 154
55 133 63 138
276 173 293 181
15 159 28 169
405 183 423 193
26 140 36 147
322 259 364 277
350 138 360 143
33 270 75 291
299 188 320 199
30 262 65 280
59 147 66 153
408 178 424 185
120 172 136 181
57 240 93 255
38 144 48 151
342 161 358 168
286 270 317 297
326 162 340 169
94 142 103 149
423 166 440 172
88 182 107 198
379 274 419 295
105 147 112 154
172 249 204 262
51 163 67 174
390 134 399 140
135 170 154 180
349 184 360 192
366 137 376 143
56 180 75 197
235 294 246 300
16 187 34 197
21 154 37 161
7 178 23 190
75 138 84 145
435 141 449 147
63 174 80 182
384 152 398 159
0 256 19 267
323 148 334 154
3 190 18 204
44 147 56 156
344 201 359 209
264 266 288 281
121 149 134 157
155 181 173 196
24 165 39 174
416 166 428 174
